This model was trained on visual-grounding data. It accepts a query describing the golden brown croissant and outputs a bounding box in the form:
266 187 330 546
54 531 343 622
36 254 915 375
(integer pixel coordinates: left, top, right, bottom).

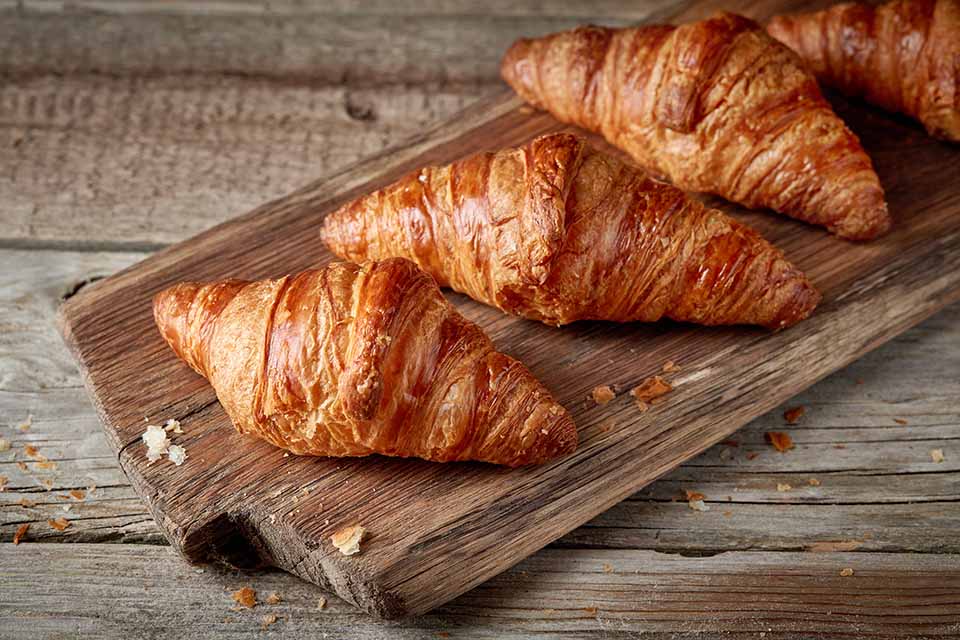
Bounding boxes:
321 133 820 330
768 0 960 142
500 12 892 240
153 258 576 467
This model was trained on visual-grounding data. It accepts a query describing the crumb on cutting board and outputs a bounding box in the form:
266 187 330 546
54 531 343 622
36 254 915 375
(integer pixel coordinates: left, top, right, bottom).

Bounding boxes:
590 385 615 405
630 376 672 405
931 449 945 463
331 524 366 556
167 444 187 466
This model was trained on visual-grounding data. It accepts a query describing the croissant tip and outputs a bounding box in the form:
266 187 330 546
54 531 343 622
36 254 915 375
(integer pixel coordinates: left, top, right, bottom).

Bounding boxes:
833 207 893 241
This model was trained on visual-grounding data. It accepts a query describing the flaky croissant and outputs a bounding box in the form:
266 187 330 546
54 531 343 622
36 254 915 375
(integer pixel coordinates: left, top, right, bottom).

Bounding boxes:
768 0 960 142
501 12 891 240
321 133 820 330
153 258 576 467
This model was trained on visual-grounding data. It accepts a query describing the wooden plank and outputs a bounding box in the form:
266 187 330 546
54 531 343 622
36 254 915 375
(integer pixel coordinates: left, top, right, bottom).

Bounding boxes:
55 35 960 618
1 0 685 18
2 544 958 639
0 78 494 248
2 251 958 555
0 13 632 83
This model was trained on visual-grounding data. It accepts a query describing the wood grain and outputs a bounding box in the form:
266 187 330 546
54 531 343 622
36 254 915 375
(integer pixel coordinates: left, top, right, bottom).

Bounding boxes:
56 50 960 618
3 543 959 639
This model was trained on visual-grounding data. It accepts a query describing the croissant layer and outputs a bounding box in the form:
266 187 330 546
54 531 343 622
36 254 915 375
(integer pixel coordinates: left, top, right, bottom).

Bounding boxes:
154 258 577 467
768 0 960 142
500 12 891 240
322 133 820 330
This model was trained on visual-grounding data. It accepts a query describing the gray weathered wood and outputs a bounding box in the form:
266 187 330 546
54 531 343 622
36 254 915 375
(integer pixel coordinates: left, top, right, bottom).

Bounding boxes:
3 543 959 639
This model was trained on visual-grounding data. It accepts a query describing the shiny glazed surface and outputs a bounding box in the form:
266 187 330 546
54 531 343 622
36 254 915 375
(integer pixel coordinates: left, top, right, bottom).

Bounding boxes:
153 258 577 466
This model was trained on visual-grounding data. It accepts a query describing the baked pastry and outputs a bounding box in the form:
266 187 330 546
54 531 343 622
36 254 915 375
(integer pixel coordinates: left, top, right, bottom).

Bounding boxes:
500 12 891 240
321 133 820 330
153 258 576 466
768 0 959 141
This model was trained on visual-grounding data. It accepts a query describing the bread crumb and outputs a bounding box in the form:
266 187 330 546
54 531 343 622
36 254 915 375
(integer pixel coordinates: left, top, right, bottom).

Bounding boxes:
265 592 281 605
167 444 187 466
630 376 672 405
142 424 169 462
839 568 854 577
662 360 680 373
722 510 732 518
164 418 184 434
0 439 10 452
17 414 32 432
331 524 365 556
894 418 908 425
807 478 821 486
833 443 846 449
24 444 46 461
47 517 70 531
16 461 28 472
783 406 805 424
590 385 615 405
776 483 792 492
688 499 710 512
719 447 732 460
18 498 35 508
231 587 257 609
69 489 85 501
35 461 57 471
0 475 6 492
807 540 862 552
583 606 598 615
930 449 945 463
13 523 29 544
62 504 71 513
602 563 613 573
317 596 327 610
684 490 706 501
765 431 795 452
87 484 97 494
260 614 278 629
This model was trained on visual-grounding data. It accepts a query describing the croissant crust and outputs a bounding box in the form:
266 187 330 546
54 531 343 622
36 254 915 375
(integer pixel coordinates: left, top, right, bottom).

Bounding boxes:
322 133 820 330
500 12 891 240
768 0 960 142
154 258 577 467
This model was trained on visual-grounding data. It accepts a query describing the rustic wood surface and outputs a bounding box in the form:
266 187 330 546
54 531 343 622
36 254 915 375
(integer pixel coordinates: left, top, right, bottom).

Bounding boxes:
2 0 959 637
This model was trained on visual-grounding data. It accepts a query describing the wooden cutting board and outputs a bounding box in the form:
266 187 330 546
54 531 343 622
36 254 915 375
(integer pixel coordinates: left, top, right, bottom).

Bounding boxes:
57 0 960 620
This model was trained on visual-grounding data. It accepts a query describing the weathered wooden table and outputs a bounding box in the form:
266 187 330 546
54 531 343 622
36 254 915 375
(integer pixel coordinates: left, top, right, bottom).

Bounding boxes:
1 2 958 637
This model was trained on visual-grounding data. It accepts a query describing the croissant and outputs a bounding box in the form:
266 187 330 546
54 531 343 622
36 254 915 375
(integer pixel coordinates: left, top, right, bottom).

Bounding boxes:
768 0 960 142
153 258 577 467
500 12 892 240
321 133 820 330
